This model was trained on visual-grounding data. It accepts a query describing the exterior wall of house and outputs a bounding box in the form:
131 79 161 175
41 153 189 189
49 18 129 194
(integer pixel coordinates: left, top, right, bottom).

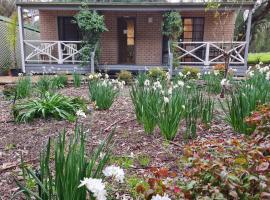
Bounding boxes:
38 9 236 66
100 11 163 66
181 11 236 41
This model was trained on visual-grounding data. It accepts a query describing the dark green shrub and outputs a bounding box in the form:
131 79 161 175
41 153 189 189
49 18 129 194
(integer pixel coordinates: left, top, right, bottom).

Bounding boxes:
148 67 167 80
117 70 133 84
13 92 87 123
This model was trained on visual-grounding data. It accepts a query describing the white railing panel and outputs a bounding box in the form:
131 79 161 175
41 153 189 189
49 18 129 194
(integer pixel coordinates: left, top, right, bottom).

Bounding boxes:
24 40 86 64
171 41 246 66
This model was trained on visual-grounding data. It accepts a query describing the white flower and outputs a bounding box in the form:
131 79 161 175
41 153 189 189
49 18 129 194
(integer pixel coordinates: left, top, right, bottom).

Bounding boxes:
168 87 172 95
103 165 125 183
247 70 254 77
214 70 220 76
76 110 86 118
186 71 191 76
101 81 107 87
18 73 23 77
153 81 162 90
89 74 94 80
177 80 184 87
164 96 169 104
266 71 270 80
105 74 109 79
78 178 107 200
166 72 170 80
197 73 201 79
178 72 184 77
151 194 171 200
221 79 230 87
98 73 102 78
144 79 150 87
182 105 185 110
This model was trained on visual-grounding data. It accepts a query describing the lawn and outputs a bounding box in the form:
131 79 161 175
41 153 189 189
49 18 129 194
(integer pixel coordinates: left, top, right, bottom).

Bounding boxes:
0 67 269 200
248 52 270 64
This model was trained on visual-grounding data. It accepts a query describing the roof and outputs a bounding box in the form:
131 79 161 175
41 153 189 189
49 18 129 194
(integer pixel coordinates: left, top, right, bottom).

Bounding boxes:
16 0 255 10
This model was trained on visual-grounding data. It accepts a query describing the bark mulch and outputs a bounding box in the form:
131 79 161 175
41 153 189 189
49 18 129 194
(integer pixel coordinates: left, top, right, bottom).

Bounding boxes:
0 85 237 199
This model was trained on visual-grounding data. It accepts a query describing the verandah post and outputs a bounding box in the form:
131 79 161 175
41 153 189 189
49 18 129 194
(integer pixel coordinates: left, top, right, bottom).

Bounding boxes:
244 9 252 69
18 6 26 73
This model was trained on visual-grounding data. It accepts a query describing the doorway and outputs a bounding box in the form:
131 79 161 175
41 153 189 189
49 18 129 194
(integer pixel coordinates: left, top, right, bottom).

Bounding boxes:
118 17 136 64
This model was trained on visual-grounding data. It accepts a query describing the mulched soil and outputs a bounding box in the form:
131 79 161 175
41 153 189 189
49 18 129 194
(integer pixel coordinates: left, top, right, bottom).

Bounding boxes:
0 84 238 199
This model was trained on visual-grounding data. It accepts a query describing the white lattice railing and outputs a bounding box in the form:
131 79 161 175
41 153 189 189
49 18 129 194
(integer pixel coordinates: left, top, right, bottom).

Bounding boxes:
171 41 246 66
24 40 92 64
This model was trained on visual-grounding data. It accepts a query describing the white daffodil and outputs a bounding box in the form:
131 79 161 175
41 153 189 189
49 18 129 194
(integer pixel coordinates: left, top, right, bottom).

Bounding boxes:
89 74 94 80
78 178 107 200
220 78 230 87
168 87 173 95
166 72 170 80
105 74 109 79
151 194 171 200
144 79 150 87
178 72 184 77
153 81 162 90
266 71 270 80
164 96 169 104
186 71 191 76
247 70 254 77
177 80 184 87
103 165 125 183
197 73 201 79
214 70 220 76
76 110 86 118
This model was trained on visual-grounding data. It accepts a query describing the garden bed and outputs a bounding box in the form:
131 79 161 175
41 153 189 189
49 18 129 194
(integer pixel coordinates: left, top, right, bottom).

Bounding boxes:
0 85 238 199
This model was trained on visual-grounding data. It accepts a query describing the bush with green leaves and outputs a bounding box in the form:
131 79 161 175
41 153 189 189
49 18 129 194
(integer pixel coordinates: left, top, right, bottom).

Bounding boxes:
148 67 167 81
88 76 124 110
15 75 32 99
73 72 82 88
203 70 223 94
13 92 87 123
182 66 200 80
117 70 133 85
14 123 113 200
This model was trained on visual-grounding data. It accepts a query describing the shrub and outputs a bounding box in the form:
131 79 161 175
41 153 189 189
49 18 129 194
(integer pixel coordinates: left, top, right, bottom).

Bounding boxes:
13 92 87 123
88 78 123 110
14 123 113 200
15 76 32 99
117 70 133 84
182 66 200 79
73 73 82 88
148 67 167 80
52 74 68 89
179 135 270 199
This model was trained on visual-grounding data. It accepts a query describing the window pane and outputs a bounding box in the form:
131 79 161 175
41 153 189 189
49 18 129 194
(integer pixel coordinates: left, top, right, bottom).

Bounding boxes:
184 18 192 25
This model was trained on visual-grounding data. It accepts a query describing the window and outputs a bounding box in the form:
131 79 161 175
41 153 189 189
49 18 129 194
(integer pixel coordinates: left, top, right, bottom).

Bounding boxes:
183 17 204 42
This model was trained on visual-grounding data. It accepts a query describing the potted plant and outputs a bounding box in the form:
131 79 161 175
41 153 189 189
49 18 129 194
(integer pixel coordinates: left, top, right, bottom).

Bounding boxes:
7 12 22 76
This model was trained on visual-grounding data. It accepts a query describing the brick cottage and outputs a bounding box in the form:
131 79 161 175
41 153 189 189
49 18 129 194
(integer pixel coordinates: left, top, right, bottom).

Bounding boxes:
16 0 254 75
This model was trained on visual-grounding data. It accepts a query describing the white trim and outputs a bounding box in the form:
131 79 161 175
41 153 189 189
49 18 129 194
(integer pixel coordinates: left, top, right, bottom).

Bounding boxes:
18 6 26 73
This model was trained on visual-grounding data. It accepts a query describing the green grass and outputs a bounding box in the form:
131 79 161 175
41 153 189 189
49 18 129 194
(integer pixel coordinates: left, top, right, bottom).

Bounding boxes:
248 52 270 64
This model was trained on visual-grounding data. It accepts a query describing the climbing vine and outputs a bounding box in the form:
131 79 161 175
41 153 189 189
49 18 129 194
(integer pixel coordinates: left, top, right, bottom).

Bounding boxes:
74 7 107 65
162 11 183 68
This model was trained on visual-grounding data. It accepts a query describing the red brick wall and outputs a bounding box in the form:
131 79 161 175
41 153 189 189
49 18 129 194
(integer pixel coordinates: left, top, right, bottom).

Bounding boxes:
39 10 77 40
38 10 236 65
100 11 163 65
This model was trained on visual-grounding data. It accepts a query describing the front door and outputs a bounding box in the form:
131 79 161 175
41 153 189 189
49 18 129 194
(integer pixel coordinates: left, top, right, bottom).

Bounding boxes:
118 17 136 64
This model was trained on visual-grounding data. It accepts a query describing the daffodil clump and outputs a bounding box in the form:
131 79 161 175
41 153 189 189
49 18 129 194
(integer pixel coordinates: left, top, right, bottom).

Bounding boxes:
88 73 125 110
220 62 270 135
